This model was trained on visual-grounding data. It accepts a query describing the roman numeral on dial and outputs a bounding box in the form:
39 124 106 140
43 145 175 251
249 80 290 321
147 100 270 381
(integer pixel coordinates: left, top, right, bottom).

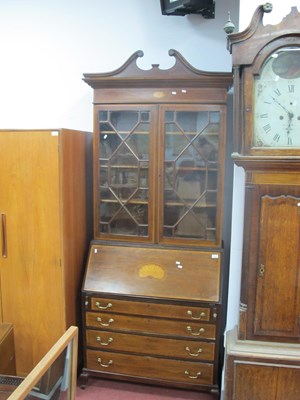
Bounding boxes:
288 85 295 93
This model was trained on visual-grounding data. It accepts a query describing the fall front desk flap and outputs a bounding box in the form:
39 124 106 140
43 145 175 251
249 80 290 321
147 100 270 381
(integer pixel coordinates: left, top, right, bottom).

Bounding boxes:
83 245 221 302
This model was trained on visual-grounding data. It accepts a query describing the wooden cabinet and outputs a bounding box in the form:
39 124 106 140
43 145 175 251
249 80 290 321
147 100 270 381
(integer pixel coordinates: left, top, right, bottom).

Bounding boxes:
0 129 92 375
80 50 232 394
81 244 222 392
224 327 300 400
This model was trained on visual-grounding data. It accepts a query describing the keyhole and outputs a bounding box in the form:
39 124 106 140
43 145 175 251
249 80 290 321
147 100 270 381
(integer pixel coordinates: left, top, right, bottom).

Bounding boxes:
259 264 265 277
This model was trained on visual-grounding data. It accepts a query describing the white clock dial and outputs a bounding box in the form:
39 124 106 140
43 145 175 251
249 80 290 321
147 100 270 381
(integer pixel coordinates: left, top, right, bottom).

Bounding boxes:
254 47 300 148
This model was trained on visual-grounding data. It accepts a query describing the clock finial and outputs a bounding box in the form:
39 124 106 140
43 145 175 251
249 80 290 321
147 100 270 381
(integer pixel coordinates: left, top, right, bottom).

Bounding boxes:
262 3 273 13
224 11 236 35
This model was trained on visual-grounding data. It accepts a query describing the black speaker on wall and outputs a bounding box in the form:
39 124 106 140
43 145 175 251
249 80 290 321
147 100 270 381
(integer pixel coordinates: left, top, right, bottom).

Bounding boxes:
160 0 215 18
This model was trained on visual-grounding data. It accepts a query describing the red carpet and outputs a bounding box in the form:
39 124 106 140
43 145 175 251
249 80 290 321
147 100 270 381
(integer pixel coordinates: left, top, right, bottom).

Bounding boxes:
76 378 218 399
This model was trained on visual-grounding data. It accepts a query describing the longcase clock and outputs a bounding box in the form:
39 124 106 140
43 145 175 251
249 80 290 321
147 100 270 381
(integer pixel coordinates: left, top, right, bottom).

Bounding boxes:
227 4 300 343
224 4 300 400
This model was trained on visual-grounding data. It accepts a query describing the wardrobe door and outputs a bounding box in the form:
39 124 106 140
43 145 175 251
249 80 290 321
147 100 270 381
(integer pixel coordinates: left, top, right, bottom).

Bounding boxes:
0 130 64 375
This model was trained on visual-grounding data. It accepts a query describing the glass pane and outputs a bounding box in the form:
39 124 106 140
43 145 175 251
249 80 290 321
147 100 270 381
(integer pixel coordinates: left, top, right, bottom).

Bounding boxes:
165 125 190 161
165 111 175 122
127 125 149 160
110 111 139 132
97 109 151 238
110 143 137 166
162 110 220 241
176 111 209 133
100 131 121 159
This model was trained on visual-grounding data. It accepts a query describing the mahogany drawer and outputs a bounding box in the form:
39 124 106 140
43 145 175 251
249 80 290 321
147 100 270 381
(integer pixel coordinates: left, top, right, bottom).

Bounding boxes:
88 297 212 321
86 312 216 339
86 349 214 385
86 329 215 361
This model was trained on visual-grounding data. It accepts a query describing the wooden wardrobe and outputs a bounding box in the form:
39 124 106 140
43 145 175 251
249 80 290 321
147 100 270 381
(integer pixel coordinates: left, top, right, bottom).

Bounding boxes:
0 129 92 375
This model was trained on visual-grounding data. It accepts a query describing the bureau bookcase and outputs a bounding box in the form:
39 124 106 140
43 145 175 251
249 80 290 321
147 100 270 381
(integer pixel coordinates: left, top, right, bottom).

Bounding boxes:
80 50 232 394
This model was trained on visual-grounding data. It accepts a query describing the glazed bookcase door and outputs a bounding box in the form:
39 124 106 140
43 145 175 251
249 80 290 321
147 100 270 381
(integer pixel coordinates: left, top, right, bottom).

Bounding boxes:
94 105 156 242
158 105 226 246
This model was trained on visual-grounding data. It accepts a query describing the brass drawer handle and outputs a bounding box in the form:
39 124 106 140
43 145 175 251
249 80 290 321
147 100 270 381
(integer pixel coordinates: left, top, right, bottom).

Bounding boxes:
95 301 112 310
96 317 114 327
186 326 205 336
97 357 113 368
185 370 202 379
187 310 206 320
185 346 203 357
96 336 113 346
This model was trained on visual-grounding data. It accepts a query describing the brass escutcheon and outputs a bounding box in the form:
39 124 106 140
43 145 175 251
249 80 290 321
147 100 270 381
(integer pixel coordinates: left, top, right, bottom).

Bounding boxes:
259 264 265 277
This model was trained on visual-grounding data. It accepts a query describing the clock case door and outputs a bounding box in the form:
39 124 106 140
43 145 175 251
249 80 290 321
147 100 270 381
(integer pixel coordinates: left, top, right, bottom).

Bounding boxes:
239 179 300 342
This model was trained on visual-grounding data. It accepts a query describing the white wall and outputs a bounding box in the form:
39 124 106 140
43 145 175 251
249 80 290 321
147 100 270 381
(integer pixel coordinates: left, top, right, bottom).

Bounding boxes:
0 0 238 131
239 0 298 30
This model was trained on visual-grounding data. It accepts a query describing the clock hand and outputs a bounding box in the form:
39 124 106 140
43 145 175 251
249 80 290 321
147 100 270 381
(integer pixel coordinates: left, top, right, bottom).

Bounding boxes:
271 96 295 137
271 96 291 115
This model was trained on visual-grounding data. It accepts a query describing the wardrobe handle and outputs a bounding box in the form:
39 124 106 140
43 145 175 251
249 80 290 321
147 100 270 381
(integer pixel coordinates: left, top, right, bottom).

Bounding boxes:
1 213 7 258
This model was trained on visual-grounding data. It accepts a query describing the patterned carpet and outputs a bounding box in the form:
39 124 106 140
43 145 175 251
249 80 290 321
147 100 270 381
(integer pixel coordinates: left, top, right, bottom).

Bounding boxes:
76 378 219 400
